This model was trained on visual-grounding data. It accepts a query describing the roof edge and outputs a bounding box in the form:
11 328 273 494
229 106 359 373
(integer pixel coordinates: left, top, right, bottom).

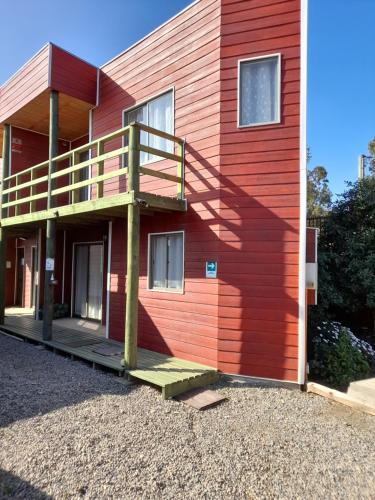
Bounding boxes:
100 0 200 69
0 42 50 90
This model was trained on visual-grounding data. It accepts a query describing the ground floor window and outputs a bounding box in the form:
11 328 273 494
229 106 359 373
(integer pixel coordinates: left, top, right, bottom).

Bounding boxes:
148 231 184 292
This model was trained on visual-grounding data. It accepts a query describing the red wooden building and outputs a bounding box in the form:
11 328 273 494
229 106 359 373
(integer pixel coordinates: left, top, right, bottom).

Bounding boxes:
0 0 310 386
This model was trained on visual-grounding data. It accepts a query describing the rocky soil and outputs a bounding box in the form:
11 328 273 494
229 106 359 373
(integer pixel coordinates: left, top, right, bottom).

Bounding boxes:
0 332 374 499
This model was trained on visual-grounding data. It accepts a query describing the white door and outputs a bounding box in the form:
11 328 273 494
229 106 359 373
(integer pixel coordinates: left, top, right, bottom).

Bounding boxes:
74 244 103 321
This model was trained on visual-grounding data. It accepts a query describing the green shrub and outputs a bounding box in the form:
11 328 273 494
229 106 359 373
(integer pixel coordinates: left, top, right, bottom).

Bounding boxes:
310 321 371 387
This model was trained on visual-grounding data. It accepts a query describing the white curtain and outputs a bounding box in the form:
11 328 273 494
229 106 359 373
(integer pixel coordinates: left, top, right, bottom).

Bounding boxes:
87 245 103 321
125 92 173 164
152 235 167 288
167 234 183 289
74 245 89 317
240 57 278 125
148 92 173 159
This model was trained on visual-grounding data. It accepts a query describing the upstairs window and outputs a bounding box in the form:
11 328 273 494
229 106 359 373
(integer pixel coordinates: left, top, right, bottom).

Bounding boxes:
123 90 173 165
238 54 280 127
148 232 184 292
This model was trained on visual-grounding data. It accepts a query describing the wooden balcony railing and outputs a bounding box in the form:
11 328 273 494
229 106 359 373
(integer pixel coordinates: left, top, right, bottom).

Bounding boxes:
0 122 185 223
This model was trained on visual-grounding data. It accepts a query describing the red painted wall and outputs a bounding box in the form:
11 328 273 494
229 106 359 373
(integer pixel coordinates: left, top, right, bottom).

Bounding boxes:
1 0 302 382
217 0 301 381
50 45 97 105
100 0 222 367
100 0 301 380
9 127 70 214
0 45 49 124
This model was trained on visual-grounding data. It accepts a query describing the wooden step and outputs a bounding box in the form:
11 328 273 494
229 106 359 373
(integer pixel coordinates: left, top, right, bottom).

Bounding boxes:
348 378 375 407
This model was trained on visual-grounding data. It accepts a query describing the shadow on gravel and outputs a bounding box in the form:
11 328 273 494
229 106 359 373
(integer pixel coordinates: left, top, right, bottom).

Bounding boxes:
0 468 52 499
0 334 137 427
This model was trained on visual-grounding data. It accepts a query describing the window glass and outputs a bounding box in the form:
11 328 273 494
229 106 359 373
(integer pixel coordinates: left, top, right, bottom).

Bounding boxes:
149 232 183 291
124 91 173 165
239 56 279 126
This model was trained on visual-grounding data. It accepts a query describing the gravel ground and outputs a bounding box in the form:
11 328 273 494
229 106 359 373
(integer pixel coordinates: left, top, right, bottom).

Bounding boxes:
0 332 374 500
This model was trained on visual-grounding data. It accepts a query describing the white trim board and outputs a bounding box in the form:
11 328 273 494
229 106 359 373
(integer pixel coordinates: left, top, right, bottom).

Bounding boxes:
298 0 308 385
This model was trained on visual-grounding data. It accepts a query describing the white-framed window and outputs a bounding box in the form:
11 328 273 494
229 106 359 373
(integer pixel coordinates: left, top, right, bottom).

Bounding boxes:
123 90 174 165
148 231 184 292
238 54 281 127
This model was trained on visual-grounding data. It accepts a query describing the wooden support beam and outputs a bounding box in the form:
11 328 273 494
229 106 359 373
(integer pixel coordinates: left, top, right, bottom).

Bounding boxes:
96 140 104 198
71 151 80 204
0 124 10 219
176 139 185 200
124 123 140 369
43 90 59 341
0 227 7 325
42 219 56 340
0 125 10 325
47 90 59 210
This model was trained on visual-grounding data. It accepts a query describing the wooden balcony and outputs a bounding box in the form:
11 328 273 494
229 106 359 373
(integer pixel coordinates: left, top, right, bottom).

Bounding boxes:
0 103 186 371
0 121 186 229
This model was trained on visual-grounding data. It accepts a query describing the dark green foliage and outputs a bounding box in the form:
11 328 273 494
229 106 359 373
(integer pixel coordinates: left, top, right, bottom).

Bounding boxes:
368 137 375 174
310 321 371 387
317 177 375 329
307 165 332 217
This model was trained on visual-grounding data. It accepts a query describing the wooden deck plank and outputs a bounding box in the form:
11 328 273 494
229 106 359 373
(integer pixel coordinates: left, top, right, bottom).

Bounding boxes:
1 315 218 398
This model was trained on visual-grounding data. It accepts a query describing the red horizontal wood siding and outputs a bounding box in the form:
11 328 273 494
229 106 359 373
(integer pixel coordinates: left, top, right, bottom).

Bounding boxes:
0 45 49 123
50 45 97 105
97 0 302 380
217 0 301 381
9 127 70 215
100 0 221 367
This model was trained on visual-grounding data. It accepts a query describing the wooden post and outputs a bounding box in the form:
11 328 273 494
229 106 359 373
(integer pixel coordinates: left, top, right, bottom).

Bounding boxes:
0 227 7 325
124 123 140 369
0 124 10 219
0 124 10 325
47 90 59 211
42 90 59 340
176 139 185 200
97 140 104 198
71 150 80 204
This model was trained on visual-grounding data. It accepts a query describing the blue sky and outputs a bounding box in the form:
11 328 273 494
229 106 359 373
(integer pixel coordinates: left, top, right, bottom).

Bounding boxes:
0 0 373 196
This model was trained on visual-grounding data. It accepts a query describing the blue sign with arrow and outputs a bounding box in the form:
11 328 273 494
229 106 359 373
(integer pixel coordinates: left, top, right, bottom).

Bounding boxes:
206 261 217 278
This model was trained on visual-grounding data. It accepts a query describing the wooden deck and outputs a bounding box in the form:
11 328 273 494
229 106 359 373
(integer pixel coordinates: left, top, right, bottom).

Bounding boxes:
1 315 218 399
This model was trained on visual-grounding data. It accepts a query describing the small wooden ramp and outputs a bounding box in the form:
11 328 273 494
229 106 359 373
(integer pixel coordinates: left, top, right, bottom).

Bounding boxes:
128 348 218 399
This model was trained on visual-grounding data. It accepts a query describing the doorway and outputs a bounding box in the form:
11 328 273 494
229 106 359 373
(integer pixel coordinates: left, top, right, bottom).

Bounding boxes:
30 246 38 308
15 248 25 307
73 243 103 321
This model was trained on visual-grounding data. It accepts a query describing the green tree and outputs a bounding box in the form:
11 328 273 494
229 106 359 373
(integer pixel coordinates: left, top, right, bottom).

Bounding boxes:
367 137 375 174
307 165 332 217
318 177 375 330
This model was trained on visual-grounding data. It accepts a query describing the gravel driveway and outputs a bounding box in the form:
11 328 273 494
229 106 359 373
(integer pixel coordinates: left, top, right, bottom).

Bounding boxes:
0 332 374 499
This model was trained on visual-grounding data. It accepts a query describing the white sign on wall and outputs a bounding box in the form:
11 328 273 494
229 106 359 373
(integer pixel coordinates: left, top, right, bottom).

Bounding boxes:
45 258 55 271
206 261 217 279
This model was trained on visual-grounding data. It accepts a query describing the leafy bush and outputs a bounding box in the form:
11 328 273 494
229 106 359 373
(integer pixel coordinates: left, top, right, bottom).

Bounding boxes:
309 320 373 387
